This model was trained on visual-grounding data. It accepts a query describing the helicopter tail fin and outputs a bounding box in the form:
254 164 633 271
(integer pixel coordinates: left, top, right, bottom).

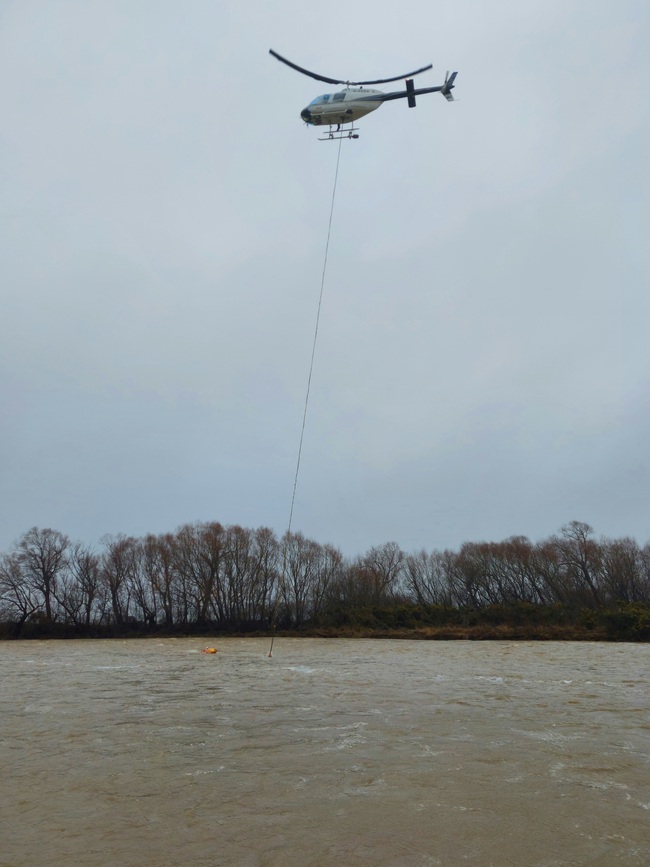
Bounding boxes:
406 78 416 108
441 71 457 101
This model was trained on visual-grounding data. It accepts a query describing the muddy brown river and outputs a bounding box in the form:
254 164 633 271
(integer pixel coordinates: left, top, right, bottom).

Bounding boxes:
1 638 649 866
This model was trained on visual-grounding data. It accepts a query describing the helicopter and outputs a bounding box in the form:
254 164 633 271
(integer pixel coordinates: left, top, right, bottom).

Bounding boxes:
269 49 458 140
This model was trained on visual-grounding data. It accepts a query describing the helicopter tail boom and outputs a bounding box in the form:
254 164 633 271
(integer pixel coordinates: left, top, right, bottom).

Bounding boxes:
363 71 458 107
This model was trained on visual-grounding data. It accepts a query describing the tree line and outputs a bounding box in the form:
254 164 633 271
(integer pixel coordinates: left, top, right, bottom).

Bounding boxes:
1 520 649 638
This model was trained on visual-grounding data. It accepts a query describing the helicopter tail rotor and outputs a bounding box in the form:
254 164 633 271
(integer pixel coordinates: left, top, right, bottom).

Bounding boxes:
441 70 458 101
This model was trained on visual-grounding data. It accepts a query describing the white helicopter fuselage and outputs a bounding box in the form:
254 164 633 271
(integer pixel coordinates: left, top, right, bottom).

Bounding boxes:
300 87 384 126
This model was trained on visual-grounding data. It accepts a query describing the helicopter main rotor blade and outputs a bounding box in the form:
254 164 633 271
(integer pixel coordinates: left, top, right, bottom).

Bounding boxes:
354 63 433 85
269 50 345 85
269 49 433 86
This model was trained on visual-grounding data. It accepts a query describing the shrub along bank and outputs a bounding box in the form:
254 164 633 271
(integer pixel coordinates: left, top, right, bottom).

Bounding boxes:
3 602 650 642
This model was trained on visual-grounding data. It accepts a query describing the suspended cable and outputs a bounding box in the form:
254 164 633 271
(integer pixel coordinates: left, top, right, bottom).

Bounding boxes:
288 136 343 535
268 137 344 657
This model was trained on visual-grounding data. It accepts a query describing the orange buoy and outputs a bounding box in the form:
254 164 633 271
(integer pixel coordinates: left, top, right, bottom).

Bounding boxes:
201 647 218 654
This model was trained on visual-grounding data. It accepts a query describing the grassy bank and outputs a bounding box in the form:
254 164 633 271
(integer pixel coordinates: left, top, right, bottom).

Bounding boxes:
3 602 650 641
287 623 610 641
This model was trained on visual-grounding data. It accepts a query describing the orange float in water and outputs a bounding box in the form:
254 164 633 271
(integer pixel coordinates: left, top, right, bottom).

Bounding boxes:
201 647 218 654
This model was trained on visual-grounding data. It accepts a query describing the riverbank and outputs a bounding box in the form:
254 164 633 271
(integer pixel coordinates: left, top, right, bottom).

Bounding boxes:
288 624 611 641
3 601 649 641
0 622 627 641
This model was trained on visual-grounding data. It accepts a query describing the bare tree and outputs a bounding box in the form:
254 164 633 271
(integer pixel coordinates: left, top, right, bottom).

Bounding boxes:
16 527 70 623
197 522 229 623
245 527 279 624
281 532 323 626
58 543 104 626
124 540 156 624
404 549 453 606
178 522 229 624
500 536 551 604
362 542 405 603
601 537 644 603
142 533 178 626
447 543 491 608
529 540 570 604
640 543 650 602
309 543 341 622
219 525 279 626
100 535 138 625
553 521 603 606
0 552 41 627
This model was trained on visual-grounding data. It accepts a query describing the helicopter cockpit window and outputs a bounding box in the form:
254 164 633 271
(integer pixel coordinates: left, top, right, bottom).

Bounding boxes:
332 92 346 102
309 95 330 106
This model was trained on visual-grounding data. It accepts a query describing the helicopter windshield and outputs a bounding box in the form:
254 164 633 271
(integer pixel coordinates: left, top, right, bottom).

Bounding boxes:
309 94 330 105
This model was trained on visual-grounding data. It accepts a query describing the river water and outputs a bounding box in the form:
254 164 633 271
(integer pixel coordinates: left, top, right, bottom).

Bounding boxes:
1 639 649 866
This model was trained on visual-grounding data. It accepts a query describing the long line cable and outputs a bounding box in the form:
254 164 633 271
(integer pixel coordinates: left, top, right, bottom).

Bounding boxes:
268 136 344 657
288 135 343 534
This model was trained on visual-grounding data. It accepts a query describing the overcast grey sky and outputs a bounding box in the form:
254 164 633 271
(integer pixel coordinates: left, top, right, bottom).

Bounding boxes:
1 0 648 555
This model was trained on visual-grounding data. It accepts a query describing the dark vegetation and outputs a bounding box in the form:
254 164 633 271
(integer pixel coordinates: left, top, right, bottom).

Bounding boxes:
1 521 649 641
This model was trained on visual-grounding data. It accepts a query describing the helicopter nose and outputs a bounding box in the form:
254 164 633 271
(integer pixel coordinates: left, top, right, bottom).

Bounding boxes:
301 107 312 124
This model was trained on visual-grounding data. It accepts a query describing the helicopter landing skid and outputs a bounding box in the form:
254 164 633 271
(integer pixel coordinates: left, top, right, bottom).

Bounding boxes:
318 125 360 141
